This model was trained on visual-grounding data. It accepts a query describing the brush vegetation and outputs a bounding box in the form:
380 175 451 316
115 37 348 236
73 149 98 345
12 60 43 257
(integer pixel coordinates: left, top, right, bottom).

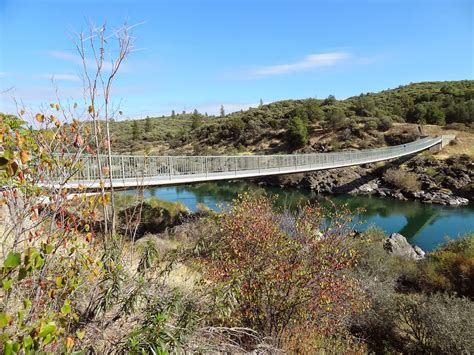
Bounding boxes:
108 80 474 154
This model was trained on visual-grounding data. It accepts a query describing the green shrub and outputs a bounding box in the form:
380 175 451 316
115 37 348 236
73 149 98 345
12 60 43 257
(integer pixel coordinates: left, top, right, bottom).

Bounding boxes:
324 107 348 130
353 291 474 354
378 116 393 131
399 235 474 298
286 116 309 148
123 291 201 353
364 118 378 131
352 231 474 354
424 167 437 176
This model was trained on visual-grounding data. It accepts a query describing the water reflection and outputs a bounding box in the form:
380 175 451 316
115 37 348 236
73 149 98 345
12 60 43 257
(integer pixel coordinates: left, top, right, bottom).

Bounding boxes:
131 181 474 251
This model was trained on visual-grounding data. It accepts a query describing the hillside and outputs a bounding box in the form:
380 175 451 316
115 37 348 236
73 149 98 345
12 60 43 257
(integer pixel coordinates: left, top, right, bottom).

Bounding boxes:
108 80 473 155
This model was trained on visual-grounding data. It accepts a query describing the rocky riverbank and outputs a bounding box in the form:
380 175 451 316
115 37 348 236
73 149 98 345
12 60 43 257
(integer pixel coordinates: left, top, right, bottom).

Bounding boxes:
257 154 472 206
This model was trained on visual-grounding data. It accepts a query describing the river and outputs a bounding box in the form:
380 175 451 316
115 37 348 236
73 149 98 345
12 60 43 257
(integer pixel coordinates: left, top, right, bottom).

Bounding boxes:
127 181 474 251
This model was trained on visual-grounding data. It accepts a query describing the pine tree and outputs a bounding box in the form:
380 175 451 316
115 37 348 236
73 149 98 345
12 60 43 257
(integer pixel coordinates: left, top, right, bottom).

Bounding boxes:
145 116 151 131
286 116 308 149
132 120 139 140
191 110 202 130
171 110 175 118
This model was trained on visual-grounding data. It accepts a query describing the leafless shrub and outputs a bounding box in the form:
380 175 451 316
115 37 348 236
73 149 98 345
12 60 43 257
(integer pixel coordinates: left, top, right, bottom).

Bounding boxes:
383 168 421 192
396 293 474 353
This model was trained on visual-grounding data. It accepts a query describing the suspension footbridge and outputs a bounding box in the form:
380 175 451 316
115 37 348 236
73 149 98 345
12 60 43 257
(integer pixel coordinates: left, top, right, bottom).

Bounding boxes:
57 136 449 190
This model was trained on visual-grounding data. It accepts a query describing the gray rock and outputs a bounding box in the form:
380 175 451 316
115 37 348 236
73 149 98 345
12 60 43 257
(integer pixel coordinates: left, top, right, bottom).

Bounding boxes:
357 180 379 194
393 192 407 201
420 190 469 206
448 196 469 206
304 167 375 194
413 245 426 259
383 233 425 260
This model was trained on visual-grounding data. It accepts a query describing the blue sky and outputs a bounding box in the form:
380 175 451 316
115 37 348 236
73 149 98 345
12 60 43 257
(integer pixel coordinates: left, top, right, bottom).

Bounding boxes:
0 0 472 118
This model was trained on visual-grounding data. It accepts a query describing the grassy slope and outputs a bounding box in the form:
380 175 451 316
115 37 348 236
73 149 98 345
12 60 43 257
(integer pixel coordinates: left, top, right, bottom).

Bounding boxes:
110 80 474 157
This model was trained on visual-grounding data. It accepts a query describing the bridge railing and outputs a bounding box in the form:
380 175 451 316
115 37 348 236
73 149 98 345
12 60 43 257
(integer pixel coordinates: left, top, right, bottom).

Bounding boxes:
59 136 440 184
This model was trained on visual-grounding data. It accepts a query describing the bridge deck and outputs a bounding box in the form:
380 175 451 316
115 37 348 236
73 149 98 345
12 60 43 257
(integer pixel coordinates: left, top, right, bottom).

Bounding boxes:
58 136 442 189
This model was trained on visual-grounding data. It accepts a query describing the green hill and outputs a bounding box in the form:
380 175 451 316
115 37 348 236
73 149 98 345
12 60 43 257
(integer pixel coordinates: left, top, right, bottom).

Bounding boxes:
110 80 474 155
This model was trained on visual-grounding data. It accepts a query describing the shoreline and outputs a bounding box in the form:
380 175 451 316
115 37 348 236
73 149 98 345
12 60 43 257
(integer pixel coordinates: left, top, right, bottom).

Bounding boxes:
255 154 472 207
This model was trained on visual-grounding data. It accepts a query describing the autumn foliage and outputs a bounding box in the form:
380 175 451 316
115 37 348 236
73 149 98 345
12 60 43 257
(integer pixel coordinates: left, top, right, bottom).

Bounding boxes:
192 193 368 352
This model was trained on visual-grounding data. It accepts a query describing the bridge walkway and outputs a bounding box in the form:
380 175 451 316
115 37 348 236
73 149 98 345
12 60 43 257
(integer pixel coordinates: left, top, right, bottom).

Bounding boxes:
58 136 443 189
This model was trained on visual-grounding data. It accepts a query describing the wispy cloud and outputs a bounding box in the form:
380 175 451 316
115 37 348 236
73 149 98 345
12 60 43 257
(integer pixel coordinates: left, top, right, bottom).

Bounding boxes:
47 50 115 71
246 51 351 79
39 73 81 82
48 50 78 62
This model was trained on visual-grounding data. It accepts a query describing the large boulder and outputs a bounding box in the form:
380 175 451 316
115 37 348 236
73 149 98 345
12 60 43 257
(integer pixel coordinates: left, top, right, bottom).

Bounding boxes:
304 167 372 194
383 233 425 260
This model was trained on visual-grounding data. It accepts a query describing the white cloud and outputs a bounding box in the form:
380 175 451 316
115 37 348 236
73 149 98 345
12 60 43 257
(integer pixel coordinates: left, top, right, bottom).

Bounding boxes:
39 73 81 82
47 50 77 62
47 50 115 72
247 51 351 78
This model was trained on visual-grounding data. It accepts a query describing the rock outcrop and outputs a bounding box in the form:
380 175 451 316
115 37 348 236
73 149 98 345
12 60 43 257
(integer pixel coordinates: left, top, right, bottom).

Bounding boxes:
383 233 425 260
257 154 472 206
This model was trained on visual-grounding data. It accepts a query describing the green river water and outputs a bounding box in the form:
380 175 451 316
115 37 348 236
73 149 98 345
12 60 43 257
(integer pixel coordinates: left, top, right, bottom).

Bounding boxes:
131 181 474 252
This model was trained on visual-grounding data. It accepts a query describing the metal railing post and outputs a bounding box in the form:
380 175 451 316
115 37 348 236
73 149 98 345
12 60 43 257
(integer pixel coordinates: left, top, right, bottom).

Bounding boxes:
168 156 172 180
121 156 125 183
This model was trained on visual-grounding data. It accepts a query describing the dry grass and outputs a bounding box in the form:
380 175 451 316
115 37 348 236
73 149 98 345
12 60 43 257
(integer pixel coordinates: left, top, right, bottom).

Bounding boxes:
390 123 474 159
421 124 474 159
134 232 201 291
368 122 473 159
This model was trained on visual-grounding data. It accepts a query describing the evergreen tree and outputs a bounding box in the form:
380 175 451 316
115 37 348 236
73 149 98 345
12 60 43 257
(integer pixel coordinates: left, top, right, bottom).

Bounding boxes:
191 110 203 130
259 98 263 107
304 99 324 122
132 120 139 140
145 116 151 131
425 103 445 125
220 105 225 117
171 110 175 118
322 95 336 106
229 116 245 138
325 107 347 129
287 116 308 149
